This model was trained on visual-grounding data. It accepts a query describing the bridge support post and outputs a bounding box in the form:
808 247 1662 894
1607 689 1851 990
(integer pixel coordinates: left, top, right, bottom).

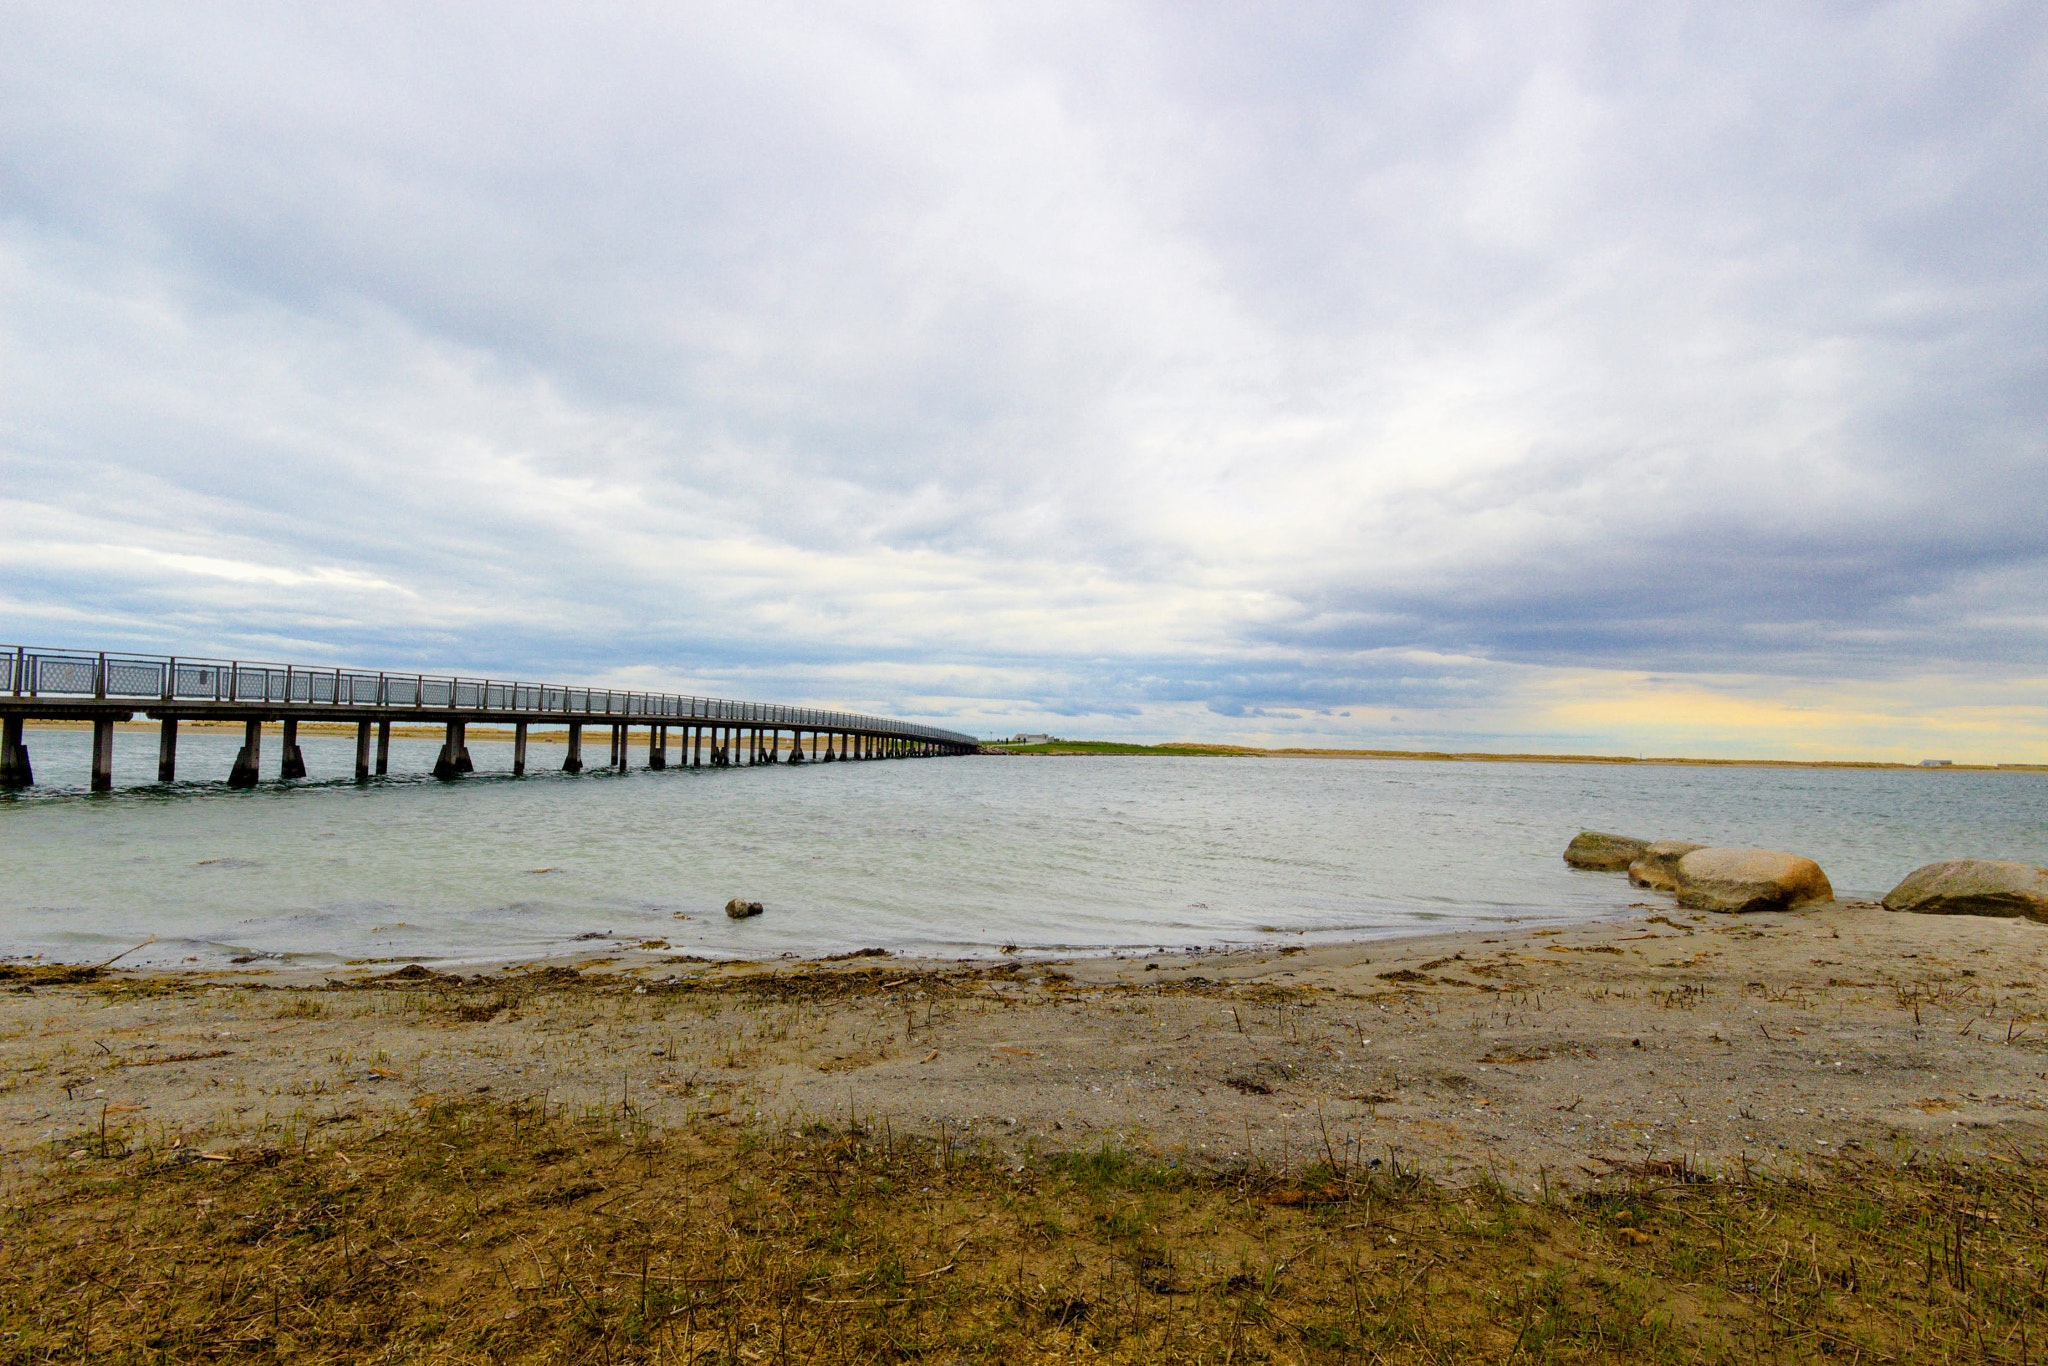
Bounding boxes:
90 717 115 792
354 721 372 781
158 716 179 782
228 719 262 788
788 729 803 763
513 722 528 776
0 716 29 789
563 723 584 774
650 725 665 770
376 720 391 775
280 718 307 780
433 719 472 779
691 725 701 768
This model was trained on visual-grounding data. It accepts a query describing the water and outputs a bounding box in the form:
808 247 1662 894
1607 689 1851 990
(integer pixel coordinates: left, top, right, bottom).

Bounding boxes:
1 726 2043 970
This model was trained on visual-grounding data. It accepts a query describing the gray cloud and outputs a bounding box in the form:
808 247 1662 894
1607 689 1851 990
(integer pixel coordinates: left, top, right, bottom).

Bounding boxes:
1 2 2043 754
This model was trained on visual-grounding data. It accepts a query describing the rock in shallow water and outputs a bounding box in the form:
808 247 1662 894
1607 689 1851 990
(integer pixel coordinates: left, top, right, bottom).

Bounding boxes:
725 898 764 919
1564 831 1650 871
1674 848 1833 914
1881 860 2048 921
1628 840 1705 891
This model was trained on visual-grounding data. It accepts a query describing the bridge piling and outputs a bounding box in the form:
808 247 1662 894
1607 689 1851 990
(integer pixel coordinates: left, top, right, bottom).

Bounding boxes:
432 720 472 779
158 716 178 782
512 721 528 776
563 723 584 774
354 721 372 781
281 718 308 780
650 724 665 770
90 717 115 792
228 719 262 789
0 716 29 789
375 721 391 776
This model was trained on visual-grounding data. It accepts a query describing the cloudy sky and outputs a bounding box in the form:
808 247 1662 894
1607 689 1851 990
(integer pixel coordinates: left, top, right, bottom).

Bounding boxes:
2 3 2043 759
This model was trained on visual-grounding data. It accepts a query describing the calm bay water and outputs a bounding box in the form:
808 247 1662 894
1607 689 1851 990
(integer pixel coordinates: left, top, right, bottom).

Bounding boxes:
1 727 2043 969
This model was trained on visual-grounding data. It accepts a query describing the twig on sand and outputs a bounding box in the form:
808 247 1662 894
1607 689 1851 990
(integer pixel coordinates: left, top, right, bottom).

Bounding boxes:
94 936 155 970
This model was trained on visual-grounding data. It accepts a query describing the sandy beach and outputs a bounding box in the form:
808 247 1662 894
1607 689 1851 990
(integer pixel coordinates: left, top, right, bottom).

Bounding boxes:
8 897 2043 1186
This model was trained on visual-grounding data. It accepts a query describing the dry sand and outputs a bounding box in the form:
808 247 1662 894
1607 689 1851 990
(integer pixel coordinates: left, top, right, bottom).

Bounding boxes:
5 899 2045 1189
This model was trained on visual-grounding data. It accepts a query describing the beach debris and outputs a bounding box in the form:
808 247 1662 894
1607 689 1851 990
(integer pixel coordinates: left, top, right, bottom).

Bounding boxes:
1673 848 1833 913
1564 831 1650 870
379 963 462 983
1882 860 2048 921
725 898 764 919
1628 840 1705 890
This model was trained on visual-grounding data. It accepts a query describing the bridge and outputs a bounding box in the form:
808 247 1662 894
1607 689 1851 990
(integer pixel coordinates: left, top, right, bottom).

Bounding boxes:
0 645 978 791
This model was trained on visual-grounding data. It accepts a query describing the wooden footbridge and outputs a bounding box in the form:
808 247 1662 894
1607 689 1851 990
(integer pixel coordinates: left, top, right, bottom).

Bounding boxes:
0 646 977 792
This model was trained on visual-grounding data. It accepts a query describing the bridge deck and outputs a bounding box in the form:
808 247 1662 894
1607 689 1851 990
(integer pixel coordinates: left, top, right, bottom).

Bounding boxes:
0 645 975 791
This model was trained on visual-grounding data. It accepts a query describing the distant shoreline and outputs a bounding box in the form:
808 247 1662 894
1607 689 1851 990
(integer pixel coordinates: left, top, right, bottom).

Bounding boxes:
18 721 2041 771
985 739 2044 771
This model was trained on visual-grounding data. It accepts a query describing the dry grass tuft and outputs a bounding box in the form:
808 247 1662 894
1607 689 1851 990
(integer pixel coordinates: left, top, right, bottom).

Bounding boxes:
5 1097 2048 1363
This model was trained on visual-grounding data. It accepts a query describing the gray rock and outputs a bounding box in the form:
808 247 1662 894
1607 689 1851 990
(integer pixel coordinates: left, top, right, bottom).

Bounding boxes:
1881 860 2048 921
1628 840 1706 891
1564 831 1650 871
724 898 764 919
1674 848 1833 914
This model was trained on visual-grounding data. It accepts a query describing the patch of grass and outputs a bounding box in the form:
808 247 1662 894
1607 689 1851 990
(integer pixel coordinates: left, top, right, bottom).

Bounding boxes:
4 1102 2046 1362
1048 1143 1192 1194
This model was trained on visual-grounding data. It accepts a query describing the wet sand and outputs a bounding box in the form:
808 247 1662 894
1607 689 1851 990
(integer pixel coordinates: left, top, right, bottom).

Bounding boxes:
5 899 2045 1187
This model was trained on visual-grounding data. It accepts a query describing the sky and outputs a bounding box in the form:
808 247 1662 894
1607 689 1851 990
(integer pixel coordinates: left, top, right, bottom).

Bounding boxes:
1 3 2044 760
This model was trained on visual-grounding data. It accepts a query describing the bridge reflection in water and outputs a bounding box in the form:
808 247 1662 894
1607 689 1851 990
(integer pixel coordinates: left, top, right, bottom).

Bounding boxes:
0 645 977 792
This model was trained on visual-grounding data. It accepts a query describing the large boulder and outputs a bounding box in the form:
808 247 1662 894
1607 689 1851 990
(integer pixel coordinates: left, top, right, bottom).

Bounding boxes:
1674 848 1833 913
1881 860 2048 921
1628 840 1706 891
1565 831 1651 871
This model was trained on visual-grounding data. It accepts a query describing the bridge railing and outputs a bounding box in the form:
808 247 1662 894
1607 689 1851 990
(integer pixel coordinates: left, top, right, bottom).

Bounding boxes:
1 645 976 746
